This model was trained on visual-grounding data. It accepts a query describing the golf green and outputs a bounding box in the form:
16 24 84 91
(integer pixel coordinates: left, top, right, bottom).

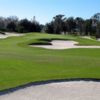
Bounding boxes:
0 33 100 91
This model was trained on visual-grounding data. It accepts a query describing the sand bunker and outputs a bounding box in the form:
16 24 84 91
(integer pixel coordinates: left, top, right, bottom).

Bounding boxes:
0 32 23 39
31 40 100 49
81 36 94 40
0 81 100 100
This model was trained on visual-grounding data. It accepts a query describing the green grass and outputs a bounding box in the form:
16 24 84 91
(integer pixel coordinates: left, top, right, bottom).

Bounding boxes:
0 33 100 91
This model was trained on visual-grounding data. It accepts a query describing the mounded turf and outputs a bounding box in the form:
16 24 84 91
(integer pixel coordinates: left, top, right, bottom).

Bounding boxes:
0 33 100 91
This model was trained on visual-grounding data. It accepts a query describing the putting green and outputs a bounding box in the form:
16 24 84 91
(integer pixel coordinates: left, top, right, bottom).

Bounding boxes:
0 33 100 91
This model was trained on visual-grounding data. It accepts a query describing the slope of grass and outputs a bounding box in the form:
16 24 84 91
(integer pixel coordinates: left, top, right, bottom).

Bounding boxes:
0 33 100 91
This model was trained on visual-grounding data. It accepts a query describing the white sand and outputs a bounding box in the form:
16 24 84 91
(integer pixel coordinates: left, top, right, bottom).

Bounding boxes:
80 36 94 40
31 40 100 49
0 32 23 39
0 81 100 100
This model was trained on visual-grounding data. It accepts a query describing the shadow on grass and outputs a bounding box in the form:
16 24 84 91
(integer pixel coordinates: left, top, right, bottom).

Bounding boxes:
0 78 100 96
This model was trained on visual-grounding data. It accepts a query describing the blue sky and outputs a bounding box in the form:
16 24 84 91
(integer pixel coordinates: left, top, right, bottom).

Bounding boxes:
0 0 100 24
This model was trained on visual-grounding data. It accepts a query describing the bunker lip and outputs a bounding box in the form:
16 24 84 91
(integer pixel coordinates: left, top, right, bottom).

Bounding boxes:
0 78 100 96
0 78 100 100
30 40 100 49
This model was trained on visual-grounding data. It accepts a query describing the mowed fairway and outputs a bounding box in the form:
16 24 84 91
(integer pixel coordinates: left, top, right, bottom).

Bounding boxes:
0 33 100 91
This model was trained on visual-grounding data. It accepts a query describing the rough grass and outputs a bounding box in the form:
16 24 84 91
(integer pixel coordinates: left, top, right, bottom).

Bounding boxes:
0 33 100 91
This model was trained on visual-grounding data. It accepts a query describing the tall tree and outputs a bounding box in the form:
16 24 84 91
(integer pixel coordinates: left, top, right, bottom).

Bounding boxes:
84 19 93 36
6 16 18 32
7 22 17 32
0 17 6 31
75 17 84 35
67 17 76 34
17 19 32 33
44 22 54 33
53 15 65 34
96 22 100 39
92 13 100 37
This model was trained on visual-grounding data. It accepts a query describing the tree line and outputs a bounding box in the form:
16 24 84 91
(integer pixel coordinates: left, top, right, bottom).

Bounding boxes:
0 16 42 33
44 13 100 38
0 13 100 38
